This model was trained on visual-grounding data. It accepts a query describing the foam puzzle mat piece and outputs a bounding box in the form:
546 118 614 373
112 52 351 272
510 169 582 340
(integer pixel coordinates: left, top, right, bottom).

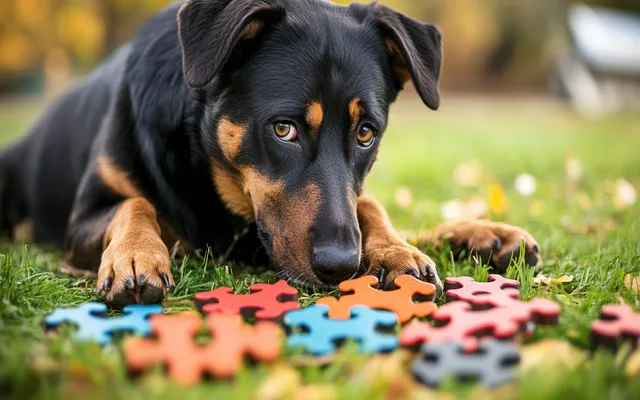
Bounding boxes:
195 280 300 322
590 304 640 351
316 275 437 323
412 340 521 388
400 300 559 351
445 274 561 326
124 312 282 385
45 302 162 345
285 305 398 356
445 274 521 308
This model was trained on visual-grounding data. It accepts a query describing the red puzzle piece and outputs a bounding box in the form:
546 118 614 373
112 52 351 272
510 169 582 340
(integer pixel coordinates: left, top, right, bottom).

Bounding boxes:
124 312 282 385
316 275 437 323
400 299 558 351
590 304 640 351
195 280 300 322
445 274 560 326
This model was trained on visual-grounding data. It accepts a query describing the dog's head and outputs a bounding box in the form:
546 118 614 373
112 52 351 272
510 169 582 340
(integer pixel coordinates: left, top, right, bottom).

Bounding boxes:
178 0 441 287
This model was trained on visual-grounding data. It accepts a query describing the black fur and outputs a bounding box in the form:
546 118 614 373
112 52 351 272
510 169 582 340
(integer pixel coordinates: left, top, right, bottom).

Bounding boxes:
0 0 441 293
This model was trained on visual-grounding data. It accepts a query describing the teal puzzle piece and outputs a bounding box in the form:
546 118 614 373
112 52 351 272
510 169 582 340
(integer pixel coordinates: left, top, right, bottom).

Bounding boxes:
45 302 163 345
284 304 398 356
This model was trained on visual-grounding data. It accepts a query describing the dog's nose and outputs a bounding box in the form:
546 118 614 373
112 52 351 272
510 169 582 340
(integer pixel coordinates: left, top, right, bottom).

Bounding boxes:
311 246 359 285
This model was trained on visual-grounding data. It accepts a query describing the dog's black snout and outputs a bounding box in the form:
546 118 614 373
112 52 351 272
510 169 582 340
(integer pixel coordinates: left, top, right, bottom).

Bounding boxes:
311 246 359 285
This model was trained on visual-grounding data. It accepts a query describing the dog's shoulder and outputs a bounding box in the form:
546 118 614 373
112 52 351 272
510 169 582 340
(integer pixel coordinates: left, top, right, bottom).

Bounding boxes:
124 4 197 131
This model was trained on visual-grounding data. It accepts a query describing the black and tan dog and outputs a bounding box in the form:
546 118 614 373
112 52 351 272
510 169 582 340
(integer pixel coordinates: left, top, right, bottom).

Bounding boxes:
0 0 539 307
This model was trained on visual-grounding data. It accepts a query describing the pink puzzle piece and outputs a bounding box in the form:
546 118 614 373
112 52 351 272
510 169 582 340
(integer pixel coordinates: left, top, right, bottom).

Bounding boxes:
445 274 560 326
195 280 300 322
591 304 640 351
400 302 531 351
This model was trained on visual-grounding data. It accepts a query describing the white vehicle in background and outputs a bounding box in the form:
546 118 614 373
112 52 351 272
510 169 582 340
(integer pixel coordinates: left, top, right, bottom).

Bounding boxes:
553 4 640 116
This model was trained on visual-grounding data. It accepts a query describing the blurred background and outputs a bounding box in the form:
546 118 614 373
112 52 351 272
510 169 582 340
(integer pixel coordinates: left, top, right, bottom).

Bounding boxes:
0 0 638 234
1 0 640 114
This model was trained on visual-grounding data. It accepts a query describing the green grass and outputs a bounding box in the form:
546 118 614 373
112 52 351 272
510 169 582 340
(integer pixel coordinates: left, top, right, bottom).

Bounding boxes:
1 96 640 399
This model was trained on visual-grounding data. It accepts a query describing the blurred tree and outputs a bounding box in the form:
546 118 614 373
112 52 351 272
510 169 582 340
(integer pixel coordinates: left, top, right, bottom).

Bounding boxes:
0 0 638 94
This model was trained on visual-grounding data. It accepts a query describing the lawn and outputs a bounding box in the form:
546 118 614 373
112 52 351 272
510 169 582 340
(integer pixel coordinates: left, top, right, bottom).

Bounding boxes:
1 94 639 400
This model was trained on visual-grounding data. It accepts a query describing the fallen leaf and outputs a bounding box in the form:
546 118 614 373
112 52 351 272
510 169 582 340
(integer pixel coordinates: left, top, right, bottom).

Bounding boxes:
627 349 640 377
293 385 336 400
488 184 508 215
454 161 484 187
528 200 543 217
533 274 574 287
520 339 586 371
257 364 301 400
624 274 640 295
565 155 582 182
440 197 487 222
394 186 413 209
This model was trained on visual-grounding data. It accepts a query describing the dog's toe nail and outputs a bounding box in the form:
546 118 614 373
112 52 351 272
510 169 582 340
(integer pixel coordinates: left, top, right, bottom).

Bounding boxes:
532 244 540 253
493 239 502 250
138 274 146 285
125 277 135 290
160 273 171 288
101 277 113 292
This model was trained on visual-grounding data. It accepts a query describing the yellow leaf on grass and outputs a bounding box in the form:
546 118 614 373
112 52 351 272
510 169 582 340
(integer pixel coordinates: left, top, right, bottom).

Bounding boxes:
257 364 301 400
533 274 574 287
520 339 585 371
627 350 640 377
624 274 640 295
488 184 508 215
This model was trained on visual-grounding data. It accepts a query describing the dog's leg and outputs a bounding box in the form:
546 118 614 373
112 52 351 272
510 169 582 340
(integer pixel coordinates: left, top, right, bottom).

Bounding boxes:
358 193 443 294
65 159 175 308
417 220 540 271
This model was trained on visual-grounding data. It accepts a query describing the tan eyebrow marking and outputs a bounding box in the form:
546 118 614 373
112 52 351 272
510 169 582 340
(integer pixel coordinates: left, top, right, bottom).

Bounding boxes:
349 98 362 132
306 102 324 135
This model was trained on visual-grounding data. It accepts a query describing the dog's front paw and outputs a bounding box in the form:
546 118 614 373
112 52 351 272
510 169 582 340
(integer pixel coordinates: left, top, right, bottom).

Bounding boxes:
434 220 540 271
364 241 443 297
97 232 175 308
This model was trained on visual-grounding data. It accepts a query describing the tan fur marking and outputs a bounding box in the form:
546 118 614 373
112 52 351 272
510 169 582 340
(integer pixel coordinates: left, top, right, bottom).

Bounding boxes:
358 193 436 285
266 183 321 272
98 197 174 304
240 19 265 40
306 102 324 135
211 164 255 222
96 156 142 198
218 118 247 162
349 98 362 132
384 38 411 85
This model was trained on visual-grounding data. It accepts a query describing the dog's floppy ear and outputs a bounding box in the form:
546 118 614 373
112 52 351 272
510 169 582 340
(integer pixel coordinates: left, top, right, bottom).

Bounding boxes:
352 4 442 110
178 0 285 88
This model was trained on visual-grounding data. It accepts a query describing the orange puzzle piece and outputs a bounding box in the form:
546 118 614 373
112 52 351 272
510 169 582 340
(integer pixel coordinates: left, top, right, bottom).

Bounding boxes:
316 275 437 323
124 312 282 385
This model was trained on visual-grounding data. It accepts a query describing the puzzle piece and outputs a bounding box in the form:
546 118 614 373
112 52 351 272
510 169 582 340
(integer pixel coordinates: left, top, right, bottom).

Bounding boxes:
590 304 640 351
445 274 521 308
284 305 398 356
125 312 282 385
400 300 558 351
412 340 521 388
316 275 437 323
445 274 560 325
45 302 162 345
195 280 300 322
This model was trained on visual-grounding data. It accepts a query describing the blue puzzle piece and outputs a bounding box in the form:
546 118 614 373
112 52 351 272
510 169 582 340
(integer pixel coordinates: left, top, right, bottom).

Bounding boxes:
284 304 398 356
45 302 163 345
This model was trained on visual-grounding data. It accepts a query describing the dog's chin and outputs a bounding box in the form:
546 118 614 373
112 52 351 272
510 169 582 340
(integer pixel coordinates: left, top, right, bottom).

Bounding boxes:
279 268 337 290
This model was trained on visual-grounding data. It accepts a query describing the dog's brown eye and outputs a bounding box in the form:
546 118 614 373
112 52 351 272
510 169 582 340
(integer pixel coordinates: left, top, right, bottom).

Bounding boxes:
357 125 375 148
274 122 297 142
